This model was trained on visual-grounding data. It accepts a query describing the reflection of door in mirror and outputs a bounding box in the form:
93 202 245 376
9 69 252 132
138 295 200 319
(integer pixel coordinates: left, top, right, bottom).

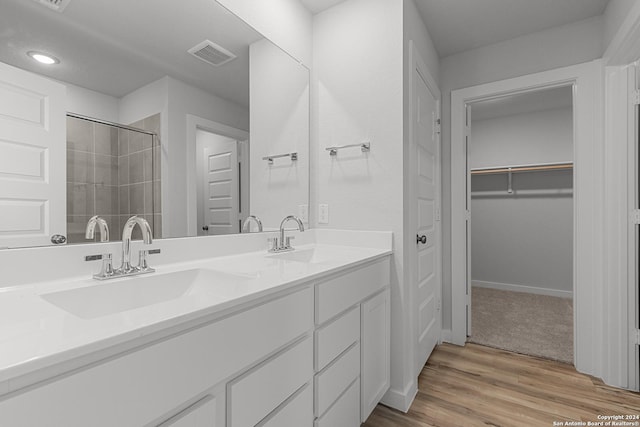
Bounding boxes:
196 130 249 236
66 114 162 244
0 61 66 249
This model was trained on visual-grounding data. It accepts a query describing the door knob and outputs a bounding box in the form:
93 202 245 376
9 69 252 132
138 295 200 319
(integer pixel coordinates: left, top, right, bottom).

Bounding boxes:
416 234 427 244
202 226 209 231
51 234 67 244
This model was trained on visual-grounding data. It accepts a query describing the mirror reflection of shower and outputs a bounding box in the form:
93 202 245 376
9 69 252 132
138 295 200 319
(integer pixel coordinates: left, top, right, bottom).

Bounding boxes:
66 114 161 243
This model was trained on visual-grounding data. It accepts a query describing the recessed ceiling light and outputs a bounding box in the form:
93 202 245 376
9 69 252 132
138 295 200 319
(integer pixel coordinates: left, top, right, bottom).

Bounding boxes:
27 51 59 65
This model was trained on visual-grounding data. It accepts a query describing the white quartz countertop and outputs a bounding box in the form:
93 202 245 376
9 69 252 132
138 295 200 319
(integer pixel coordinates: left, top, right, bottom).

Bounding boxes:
0 241 391 395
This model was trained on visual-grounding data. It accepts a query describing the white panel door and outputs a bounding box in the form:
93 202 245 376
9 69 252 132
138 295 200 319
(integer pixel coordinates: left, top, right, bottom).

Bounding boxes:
411 43 441 376
202 141 239 235
0 61 66 248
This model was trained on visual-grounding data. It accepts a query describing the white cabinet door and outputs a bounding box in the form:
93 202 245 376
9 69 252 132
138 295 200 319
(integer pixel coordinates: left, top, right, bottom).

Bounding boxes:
360 288 390 423
0 61 66 248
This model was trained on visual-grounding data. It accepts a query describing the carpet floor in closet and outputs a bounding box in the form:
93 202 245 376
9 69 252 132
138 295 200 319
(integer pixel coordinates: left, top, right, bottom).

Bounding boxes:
468 286 573 364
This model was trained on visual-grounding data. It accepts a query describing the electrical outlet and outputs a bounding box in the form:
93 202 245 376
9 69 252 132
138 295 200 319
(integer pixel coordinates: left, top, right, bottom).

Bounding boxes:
298 204 309 223
319 204 329 224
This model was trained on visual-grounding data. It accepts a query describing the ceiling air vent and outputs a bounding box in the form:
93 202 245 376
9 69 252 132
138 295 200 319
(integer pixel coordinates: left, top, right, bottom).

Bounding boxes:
188 40 237 67
32 0 71 12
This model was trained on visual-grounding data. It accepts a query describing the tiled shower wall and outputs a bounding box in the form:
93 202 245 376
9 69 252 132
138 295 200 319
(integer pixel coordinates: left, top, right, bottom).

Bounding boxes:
66 115 161 243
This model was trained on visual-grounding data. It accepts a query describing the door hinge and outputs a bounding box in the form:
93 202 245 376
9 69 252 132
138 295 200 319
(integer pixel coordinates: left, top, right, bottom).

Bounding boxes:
631 209 640 224
435 118 441 135
435 207 441 221
634 329 640 345
633 90 640 105
465 210 471 221
436 298 441 312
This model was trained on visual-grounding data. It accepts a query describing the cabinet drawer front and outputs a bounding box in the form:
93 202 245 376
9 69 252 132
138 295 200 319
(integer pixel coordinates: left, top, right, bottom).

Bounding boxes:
0 287 313 427
229 337 313 427
259 384 313 427
314 343 360 418
315 258 390 324
315 306 359 371
158 395 217 427
314 378 360 427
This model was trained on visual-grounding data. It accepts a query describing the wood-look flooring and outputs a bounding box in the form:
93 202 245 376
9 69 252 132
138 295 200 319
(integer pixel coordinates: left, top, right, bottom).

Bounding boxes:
363 343 640 427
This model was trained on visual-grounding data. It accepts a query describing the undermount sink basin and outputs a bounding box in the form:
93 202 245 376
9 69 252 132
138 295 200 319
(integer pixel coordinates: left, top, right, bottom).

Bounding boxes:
41 269 254 319
268 247 333 264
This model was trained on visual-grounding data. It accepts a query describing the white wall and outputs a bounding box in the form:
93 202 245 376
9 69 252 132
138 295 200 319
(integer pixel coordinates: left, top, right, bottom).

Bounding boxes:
470 108 573 297
313 0 404 406
215 0 312 67
312 0 440 411
249 39 310 230
439 16 604 330
66 83 119 123
470 108 573 167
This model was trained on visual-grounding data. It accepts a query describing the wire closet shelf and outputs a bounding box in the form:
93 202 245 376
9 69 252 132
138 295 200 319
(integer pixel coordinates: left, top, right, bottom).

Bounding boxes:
470 161 573 194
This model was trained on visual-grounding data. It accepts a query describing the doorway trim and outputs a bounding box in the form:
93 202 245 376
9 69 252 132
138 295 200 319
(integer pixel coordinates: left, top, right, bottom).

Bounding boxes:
186 115 249 236
451 61 604 379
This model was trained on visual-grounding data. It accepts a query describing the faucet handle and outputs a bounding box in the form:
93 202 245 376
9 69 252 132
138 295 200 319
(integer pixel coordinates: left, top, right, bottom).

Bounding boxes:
267 237 279 252
137 249 158 272
285 235 295 248
101 253 114 277
86 253 114 280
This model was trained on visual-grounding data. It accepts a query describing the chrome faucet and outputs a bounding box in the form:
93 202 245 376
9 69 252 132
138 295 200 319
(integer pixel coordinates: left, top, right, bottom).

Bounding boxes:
269 215 304 252
120 215 154 274
86 215 109 242
85 216 114 279
242 215 263 233
86 215 158 280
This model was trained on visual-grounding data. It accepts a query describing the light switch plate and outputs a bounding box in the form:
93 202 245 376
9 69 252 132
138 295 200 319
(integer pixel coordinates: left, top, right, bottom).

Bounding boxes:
319 204 329 224
298 204 309 223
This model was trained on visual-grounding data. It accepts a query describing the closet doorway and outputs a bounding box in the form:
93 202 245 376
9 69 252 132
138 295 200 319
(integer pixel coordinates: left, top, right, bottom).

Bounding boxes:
466 86 574 364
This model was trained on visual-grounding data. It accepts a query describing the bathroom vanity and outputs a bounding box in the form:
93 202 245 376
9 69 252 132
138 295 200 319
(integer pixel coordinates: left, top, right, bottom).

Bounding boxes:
0 230 391 426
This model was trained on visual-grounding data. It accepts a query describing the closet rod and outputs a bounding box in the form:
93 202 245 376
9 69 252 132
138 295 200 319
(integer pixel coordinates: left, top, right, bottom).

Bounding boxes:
470 161 573 175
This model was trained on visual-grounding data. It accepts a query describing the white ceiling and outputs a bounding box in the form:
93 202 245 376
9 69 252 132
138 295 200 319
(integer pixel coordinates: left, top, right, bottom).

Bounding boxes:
299 0 346 14
471 85 573 121
300 0 609 58
0 0 265 107
415 0 610 57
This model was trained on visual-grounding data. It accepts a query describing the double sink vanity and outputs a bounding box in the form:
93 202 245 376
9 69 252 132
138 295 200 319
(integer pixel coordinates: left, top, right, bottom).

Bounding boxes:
0 229 392 427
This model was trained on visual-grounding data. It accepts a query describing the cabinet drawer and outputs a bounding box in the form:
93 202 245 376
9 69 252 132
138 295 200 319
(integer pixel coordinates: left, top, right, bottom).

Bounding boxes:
259 384 313 427
315 306 359 371
315 259 390 324
314 343 360 418
314 378 360 427
0 287 313 427
158 394 218 427
229 337 313 427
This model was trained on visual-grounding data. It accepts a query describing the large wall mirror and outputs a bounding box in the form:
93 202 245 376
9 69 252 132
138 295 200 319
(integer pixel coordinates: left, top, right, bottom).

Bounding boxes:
0 0 309 248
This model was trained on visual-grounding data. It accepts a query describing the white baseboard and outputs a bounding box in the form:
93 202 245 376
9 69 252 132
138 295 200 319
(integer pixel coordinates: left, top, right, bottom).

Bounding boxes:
441 329 452 343
472 280 573 299
380 381 417 413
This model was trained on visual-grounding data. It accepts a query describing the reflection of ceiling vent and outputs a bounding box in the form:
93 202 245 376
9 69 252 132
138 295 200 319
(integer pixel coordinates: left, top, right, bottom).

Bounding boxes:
32 0 71 12
188 40 237 67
